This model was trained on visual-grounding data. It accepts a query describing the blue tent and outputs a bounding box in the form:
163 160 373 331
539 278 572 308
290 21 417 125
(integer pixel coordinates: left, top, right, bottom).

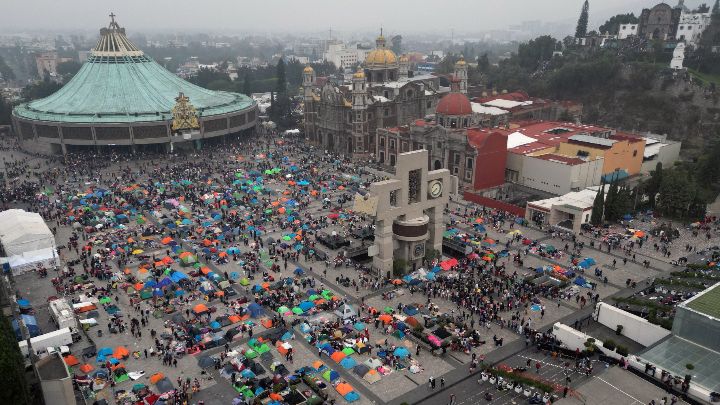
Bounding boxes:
158 277 173 287
345 391 360 402
393 347 410 358
17 299 31 308
574 277 590 287
144 280 157 288
247 303 262 318
294 268 304 276
403 306 418 316
298 301 315 312
98 347 113 356
210 321 221 329
340 357 357 369
170 271 188 283
240 369 255 379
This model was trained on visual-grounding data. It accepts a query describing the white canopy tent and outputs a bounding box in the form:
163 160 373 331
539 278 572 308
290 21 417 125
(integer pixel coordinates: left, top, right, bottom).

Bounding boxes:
0 209 57 274
0 209 54 256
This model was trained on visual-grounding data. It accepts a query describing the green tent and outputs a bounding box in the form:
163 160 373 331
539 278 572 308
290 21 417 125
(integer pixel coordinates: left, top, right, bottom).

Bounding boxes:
308 294 321 301
256 343 271 354
292 307 303 315
140 290 153 300
239 278 250 286
244 349 258 359
342 347 355 356
383 306 394 313
115 373 129 383
99 297 111 304
277 306 290 314
321 290 333 300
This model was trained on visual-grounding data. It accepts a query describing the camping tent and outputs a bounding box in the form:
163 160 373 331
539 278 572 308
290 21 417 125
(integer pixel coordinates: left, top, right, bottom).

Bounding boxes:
334 304 357 320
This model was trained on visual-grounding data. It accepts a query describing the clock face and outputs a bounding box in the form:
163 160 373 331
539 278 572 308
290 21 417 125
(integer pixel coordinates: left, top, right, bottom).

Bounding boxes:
428 180 443 198
414 244 424 257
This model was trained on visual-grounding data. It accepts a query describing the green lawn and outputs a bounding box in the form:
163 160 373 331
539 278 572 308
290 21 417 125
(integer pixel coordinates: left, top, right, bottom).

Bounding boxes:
687 68 720 86
686 283 720 319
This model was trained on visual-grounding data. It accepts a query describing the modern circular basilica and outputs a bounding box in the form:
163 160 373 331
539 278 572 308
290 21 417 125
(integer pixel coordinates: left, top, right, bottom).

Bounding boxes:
12 15 257 154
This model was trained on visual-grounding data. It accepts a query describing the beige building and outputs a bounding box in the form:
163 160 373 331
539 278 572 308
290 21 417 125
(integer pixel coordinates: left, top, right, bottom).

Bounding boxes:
526 186 604 232
36 352 75 405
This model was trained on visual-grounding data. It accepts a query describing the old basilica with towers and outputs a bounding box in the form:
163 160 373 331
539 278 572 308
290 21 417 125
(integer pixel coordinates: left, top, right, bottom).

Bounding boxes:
302 33 470 158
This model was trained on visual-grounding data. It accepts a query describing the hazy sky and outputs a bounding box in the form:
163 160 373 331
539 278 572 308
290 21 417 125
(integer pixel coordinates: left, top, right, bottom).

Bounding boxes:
0 0 703 35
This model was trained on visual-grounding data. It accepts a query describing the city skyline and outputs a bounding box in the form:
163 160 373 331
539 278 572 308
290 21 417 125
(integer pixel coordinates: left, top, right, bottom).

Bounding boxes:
0 0 708 35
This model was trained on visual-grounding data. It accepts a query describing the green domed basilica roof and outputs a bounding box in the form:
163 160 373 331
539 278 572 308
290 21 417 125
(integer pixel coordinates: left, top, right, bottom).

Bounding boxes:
13 16 253 124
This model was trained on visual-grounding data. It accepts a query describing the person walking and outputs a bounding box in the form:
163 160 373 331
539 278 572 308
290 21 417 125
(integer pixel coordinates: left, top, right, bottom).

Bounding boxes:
440 377 445 389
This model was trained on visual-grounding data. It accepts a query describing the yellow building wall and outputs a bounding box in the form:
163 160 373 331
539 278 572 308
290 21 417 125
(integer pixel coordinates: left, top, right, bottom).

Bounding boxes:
556 140 645 175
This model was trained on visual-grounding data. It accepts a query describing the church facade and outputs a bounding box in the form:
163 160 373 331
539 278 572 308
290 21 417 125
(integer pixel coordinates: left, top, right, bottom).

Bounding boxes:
302 34 458 158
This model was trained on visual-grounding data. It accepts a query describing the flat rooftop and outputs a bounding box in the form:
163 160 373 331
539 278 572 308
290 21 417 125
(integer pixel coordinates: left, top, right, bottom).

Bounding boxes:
640 335 720 392
683 282 720 319
36 353 70 381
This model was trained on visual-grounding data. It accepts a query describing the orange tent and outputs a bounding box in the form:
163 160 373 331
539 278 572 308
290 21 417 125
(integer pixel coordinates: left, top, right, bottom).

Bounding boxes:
336 383 353 396
138 267 148 274
63 354 79 366
127 237 135 243
134 283 144 291
215 291 225 297
79 363 94 373
123 268 131 275
202 239 213 247
154 261 164 267
193 304 209 314
239 314 250 321
330 351 346 362
261 319 273 329
271 201 280 207
269 393 283 401
161 236 173 245
179 252 193 259
261 282 270 290
218 252 228 258
114 346 129 359
228 315 240 323
312 360 324 370
200 266 211 275
162 256 174 264
150 373 164 384
378 314 392 324
391 279 403 285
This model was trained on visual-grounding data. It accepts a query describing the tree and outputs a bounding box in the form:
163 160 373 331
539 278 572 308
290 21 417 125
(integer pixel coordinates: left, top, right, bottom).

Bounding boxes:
590 183 605 225
477 53 490 72
22 75 62 101
0 313 30 404
268 58 295 129
242 73 252 96
516 35 559 71
714 0 720 15
658 168 695 218
575 0 590 38
604 182 619 221
57 60 81 83
599 13 639 35
646 162 663 208
0 95 12 126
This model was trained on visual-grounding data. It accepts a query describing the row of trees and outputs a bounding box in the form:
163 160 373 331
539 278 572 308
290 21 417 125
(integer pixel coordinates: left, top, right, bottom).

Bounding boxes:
590 182 637 225
0 313 31 403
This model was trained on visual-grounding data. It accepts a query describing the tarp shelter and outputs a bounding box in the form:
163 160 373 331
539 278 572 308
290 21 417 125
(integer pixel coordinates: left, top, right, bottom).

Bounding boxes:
334 304 357 320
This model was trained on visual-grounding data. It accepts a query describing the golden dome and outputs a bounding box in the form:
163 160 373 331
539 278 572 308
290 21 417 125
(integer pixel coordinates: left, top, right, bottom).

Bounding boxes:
303 65 314 73
353 68 365 79
455 57 467 66
365 48 398 68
